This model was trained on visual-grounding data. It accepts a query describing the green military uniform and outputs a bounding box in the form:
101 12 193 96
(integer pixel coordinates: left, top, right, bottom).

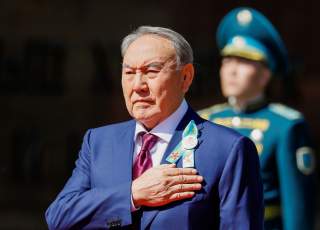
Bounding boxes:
199 7 316 230
199 100 316 229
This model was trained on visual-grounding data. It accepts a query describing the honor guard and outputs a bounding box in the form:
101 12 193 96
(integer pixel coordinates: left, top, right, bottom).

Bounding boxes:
198 7 316 230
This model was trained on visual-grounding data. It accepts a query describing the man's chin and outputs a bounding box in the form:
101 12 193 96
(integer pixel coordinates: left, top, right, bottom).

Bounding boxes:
222 91 243 98
133 112 160 129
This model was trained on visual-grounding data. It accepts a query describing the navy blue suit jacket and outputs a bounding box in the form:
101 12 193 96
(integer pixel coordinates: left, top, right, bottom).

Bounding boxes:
46 107 264 229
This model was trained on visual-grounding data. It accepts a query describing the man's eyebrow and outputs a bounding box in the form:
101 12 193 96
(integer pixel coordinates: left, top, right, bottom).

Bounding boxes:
145 62 165 68
122 63 133 69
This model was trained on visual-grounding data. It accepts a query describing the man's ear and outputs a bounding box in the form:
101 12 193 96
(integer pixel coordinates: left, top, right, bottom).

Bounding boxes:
259 66 272 89
181 63 195 93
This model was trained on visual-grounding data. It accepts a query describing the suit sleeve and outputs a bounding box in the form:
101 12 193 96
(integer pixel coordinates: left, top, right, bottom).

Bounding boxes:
276 120 316 230
218 136 264 230
45 130 132 230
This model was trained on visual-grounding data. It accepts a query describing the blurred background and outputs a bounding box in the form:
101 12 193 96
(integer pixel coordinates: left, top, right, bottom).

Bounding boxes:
0 0 319 229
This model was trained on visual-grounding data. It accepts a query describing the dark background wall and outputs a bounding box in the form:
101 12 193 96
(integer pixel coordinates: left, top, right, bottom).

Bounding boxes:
0 0 319 229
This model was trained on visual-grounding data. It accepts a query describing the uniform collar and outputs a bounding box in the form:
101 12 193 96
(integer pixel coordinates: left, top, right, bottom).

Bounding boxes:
228 95 268 113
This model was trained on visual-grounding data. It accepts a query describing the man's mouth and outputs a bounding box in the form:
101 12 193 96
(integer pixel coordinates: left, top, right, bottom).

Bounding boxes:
133 99 154 105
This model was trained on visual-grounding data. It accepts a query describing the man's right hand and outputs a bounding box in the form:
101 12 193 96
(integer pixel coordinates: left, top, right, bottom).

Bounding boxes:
131 164 203 208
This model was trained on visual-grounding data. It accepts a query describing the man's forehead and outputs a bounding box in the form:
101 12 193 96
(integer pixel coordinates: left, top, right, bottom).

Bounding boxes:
123 35 176 66
122 57 174 69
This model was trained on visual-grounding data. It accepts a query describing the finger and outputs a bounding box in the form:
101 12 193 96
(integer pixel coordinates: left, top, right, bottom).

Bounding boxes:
171 175 203 185
179 175 203 183
163 175 203 187
157 164 176 169
170 183 202 193
169 191 195 202
163 167 197 176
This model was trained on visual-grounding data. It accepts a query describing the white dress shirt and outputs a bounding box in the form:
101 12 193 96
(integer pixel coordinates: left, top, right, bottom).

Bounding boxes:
133 99 188 166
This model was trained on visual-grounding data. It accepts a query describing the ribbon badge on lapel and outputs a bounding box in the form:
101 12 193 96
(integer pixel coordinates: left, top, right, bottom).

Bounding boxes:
166 120 198 168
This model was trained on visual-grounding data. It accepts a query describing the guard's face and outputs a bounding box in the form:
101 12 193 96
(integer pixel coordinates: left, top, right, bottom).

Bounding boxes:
122 35 193 129
220 56 270 100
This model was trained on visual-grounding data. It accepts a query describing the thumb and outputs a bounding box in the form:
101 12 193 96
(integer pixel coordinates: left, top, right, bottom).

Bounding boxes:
157 163 176 169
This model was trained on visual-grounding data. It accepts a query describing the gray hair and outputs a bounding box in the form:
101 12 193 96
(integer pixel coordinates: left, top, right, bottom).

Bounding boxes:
121 26 193 66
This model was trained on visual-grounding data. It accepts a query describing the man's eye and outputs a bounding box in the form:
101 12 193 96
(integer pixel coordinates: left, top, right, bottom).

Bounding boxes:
146 67 161 73
124 70 135 74
146 69 160 73
222 59 231 64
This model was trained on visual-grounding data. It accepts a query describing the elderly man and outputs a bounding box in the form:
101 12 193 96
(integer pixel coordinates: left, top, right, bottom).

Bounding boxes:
199 8 316 230
46 26 263 229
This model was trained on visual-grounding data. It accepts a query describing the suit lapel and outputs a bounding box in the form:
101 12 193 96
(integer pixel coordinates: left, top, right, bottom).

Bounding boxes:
161 106 204 166
112 120 135 184
141 106 204 228
160 127 184 165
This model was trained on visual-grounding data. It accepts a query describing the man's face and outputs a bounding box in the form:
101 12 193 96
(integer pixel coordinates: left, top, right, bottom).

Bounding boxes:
122 35 193 129
220 56 270 100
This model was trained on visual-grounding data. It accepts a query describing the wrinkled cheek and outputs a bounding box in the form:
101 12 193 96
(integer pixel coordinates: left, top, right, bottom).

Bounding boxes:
122 90 133 113
125 100 133 113
156 92 167 110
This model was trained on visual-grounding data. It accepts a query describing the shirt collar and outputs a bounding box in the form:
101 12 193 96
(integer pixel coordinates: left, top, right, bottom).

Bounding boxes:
134 99 188 143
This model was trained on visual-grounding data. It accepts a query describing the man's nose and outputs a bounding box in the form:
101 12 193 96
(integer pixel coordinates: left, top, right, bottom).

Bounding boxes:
132 72 148 92
227 62 237 76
